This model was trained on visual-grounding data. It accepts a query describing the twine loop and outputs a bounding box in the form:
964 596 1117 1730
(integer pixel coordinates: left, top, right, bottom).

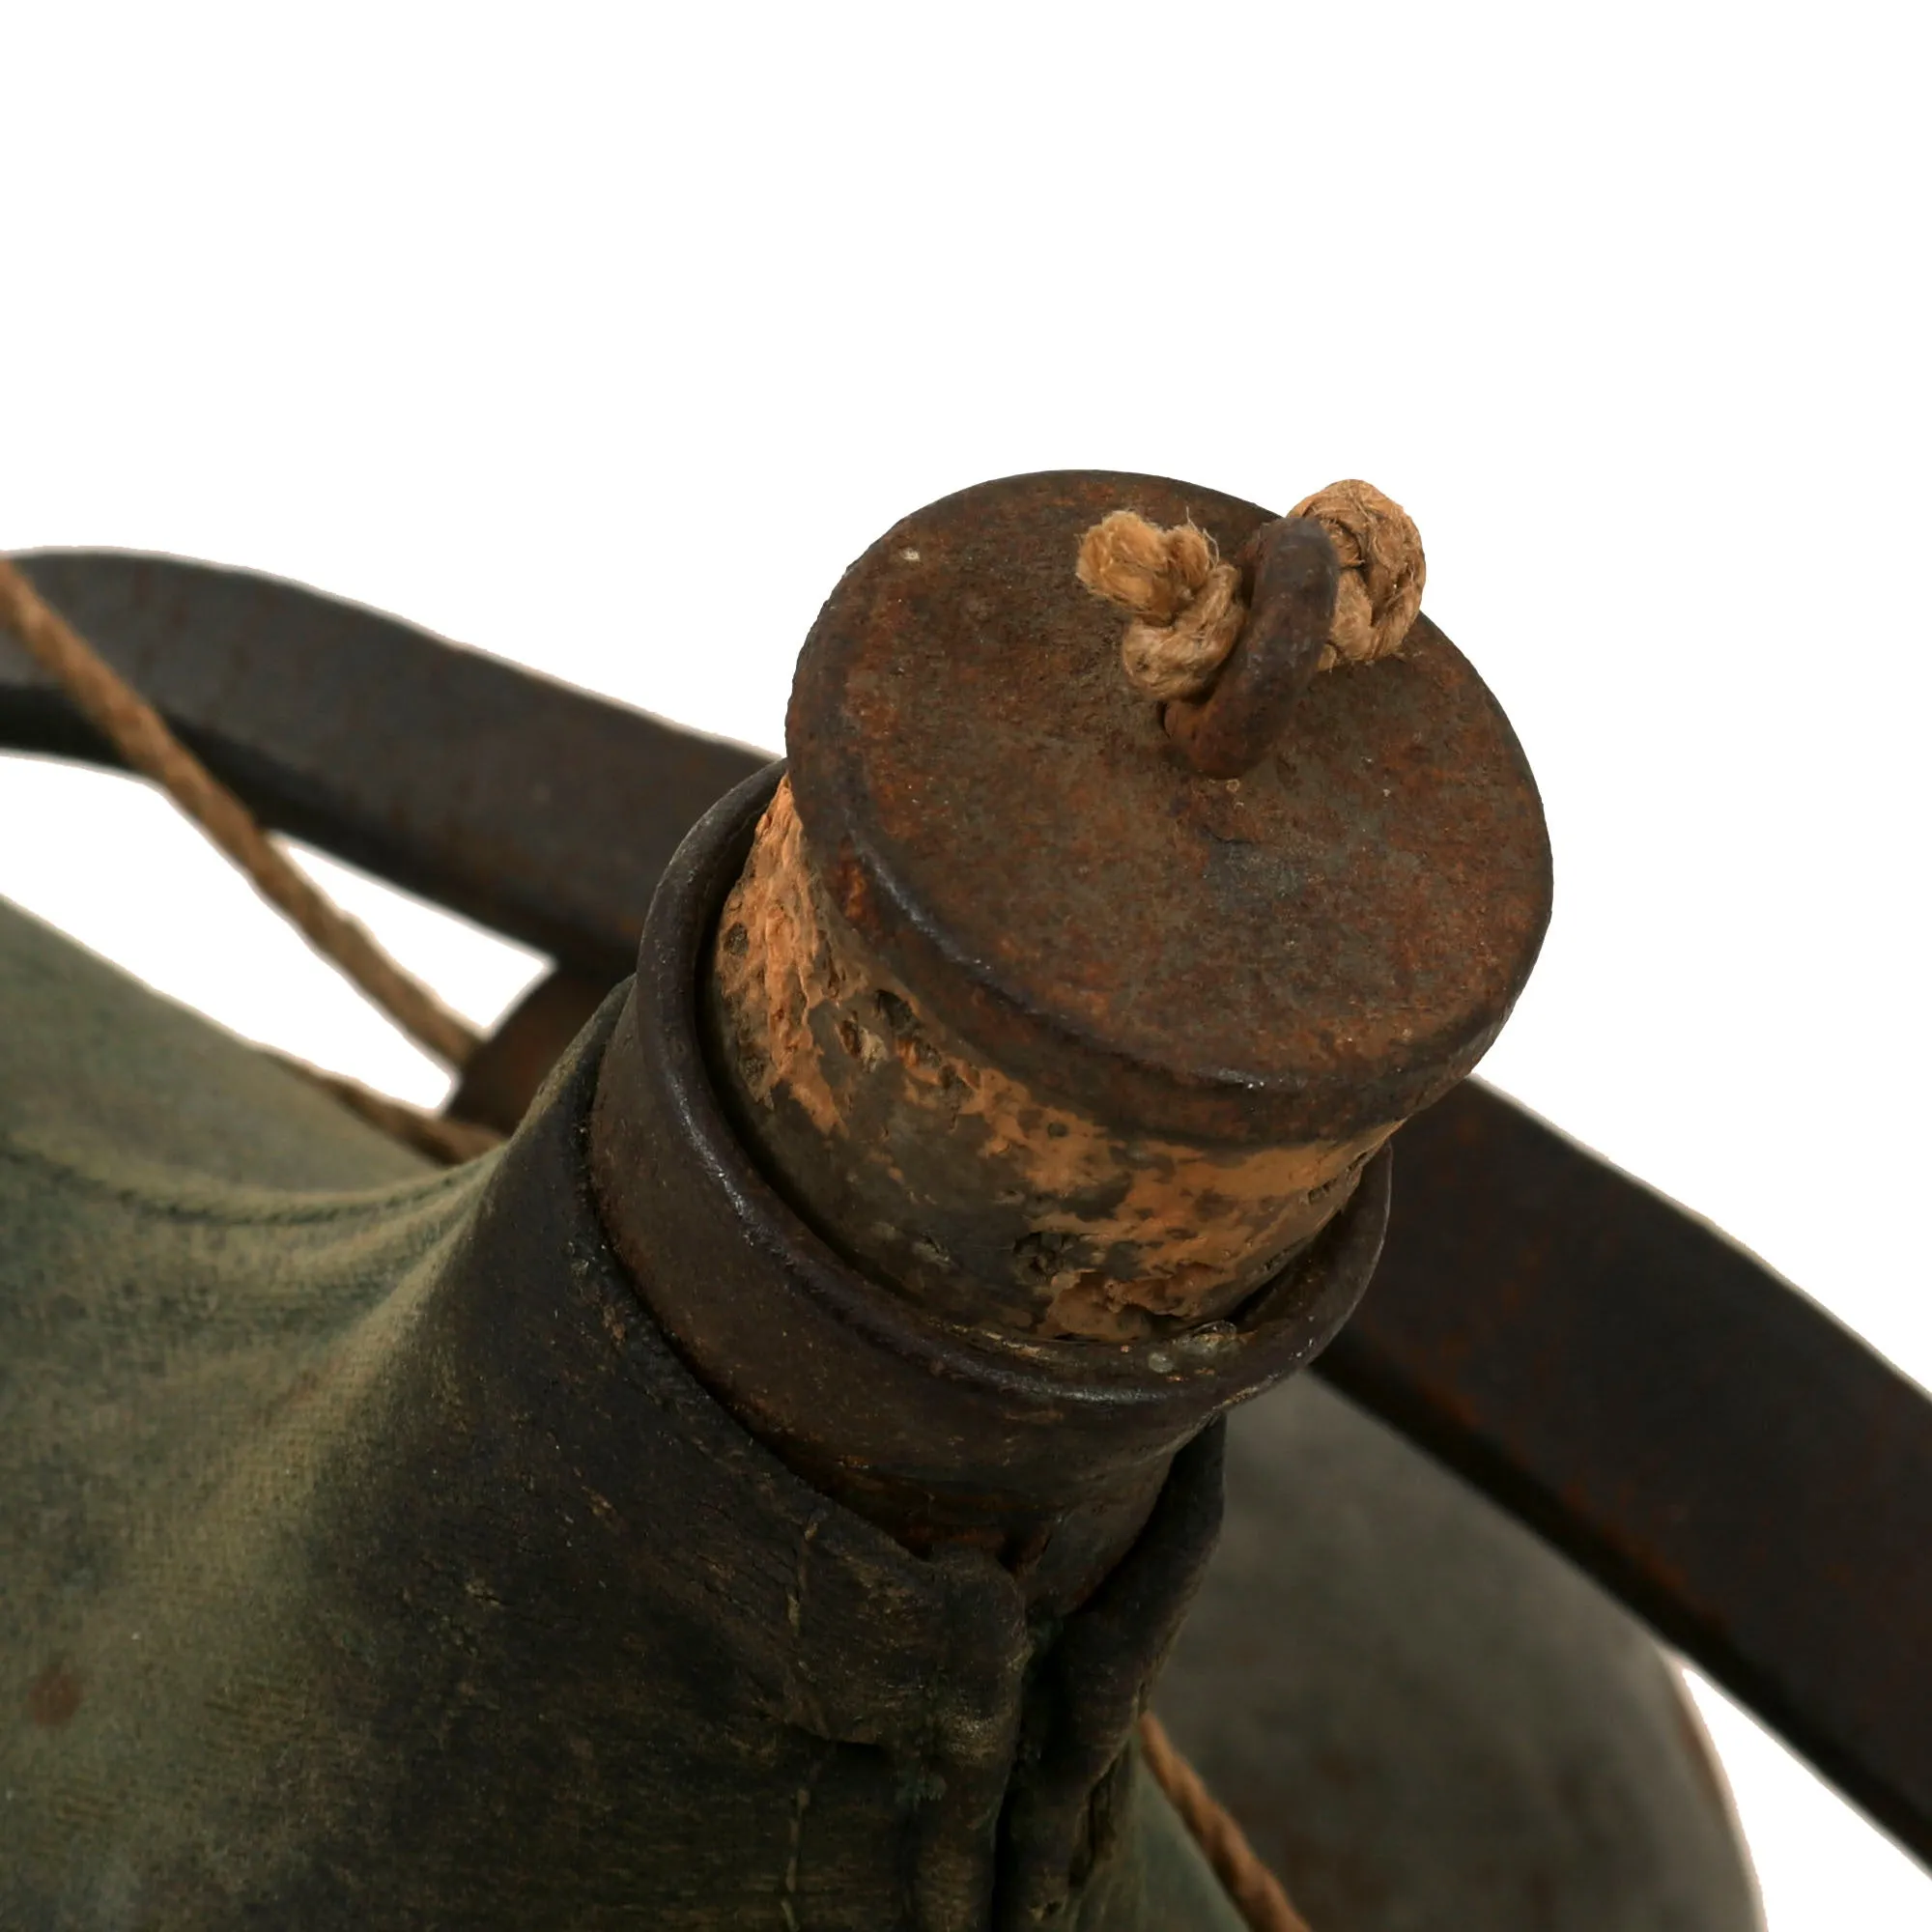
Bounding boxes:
1077 480 1425 704
1293 479 1426 669
1076 514 1247 702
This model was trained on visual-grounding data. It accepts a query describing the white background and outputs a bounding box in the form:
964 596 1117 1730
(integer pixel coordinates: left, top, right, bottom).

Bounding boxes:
3 4 1927 1922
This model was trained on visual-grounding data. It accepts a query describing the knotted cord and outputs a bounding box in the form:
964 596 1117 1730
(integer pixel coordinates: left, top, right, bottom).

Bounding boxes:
1078 479 1425 704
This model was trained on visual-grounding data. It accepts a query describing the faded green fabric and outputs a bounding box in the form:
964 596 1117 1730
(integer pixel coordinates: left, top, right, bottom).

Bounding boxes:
1 900 494 1914
0 896 440 1192
1070 1752 1255 1932
0 896 1240 1931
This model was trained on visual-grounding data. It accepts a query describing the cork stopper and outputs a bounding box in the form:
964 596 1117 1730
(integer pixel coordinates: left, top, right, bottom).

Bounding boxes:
705 470 1550 1341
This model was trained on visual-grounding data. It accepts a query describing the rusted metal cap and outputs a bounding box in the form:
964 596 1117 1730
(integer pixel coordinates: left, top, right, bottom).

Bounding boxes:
787 470 1551 1148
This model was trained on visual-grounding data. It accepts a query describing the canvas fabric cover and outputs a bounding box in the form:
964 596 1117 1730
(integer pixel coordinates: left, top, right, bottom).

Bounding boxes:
0 895 1240 1930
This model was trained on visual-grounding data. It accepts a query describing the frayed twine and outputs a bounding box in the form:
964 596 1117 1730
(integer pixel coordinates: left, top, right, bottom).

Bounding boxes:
1077 481 1425 703
1075 514 1245 702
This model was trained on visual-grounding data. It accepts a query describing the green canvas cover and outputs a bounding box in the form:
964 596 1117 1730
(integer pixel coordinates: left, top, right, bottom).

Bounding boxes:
0 895 1243 1929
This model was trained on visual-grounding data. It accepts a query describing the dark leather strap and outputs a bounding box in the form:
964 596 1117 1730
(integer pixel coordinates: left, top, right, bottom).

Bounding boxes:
1 550 766 981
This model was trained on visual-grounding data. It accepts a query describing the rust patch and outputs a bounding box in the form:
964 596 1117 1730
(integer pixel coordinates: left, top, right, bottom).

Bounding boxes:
25 1659 83 1728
